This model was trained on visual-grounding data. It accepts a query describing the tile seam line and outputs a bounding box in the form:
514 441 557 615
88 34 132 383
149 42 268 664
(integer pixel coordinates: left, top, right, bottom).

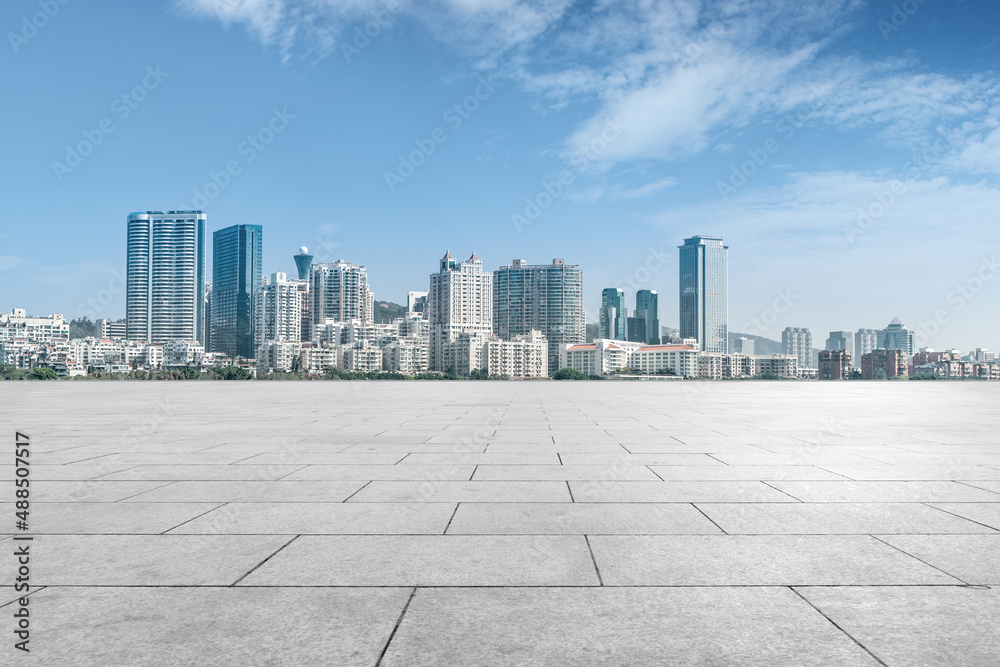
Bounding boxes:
374 587 418 667
160 502 229 534
868 535 969 585
918 503 1000 533
691 503 728 534
584 535 604 586
789 586 889 667
230 534 301 587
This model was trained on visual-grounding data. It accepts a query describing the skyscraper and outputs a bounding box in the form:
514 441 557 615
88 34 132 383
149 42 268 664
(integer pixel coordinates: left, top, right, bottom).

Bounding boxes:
635 289 659 345
782 327 813 369
126 211 207 344
679 235 728 353
855 328 878 367
293 246 313 280
255 272 302 354
211 224 262 359
878 317 916 355
493 258 584 374
309 260 374 327
428 251 492 371
826 331 854 356
600 288 626 340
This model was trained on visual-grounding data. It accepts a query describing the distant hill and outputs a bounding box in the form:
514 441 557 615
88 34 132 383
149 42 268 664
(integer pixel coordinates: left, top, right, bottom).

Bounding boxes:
373 300 407 323
729 332 783 355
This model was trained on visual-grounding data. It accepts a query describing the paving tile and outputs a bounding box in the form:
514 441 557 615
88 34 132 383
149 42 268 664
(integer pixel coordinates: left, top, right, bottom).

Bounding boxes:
569 481 797 503
167 502 456 534
239 535 600 586
447 502 722 534
712 453 887 466
31 481 169 503
95 464 307 481
485 442 630 453
558 453 722 465
0 502 221 534
769 481 1000 503
648 465 848 481
0 464 140 481
121 480 367 503
348 481 571 503
589 535 960 585
928 502 1000 530
243 452 407 465
798 586 1000 667
397 452 561 465
26 587 411 666
380 587 880 666
876 534 1000 584
279 464 476 481
697 502 998 534
820 465 1000 480
34 535 291 585
472 464 660 481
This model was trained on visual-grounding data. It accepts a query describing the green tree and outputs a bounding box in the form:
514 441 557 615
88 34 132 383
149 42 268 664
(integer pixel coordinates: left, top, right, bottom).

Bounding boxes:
26 367 58 380
553 368 588 380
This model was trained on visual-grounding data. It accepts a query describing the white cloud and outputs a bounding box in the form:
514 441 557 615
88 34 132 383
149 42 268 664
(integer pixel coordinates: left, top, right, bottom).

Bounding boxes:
611 177 678 200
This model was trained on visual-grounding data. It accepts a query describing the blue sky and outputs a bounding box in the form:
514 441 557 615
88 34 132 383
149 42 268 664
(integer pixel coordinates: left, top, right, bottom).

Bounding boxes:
2 0 999 352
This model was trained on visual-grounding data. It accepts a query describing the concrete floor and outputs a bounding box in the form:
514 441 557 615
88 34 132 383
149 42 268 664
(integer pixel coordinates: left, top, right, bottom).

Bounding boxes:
3 381 999 665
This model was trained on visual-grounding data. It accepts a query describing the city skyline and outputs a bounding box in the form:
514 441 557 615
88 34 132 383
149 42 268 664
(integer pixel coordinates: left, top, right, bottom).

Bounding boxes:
3 2 999 354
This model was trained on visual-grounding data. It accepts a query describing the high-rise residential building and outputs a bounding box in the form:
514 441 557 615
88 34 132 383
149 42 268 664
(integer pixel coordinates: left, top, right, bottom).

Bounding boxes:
855 328 878 367
310 260 374 328
126 211 207 344
255 272 302 355
600 288 626 340
733 336 755 355
782 327 813 369
634 290 659 345
826 331 854 357
211 224 263 359
493 259 584 374
428 252 493 371
679 235 728 353
878 317 916 355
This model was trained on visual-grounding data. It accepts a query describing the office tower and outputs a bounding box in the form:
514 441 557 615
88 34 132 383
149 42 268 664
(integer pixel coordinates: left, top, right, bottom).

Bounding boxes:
600 288 626 340
211 224 263 359
782 327 813 369
310 260 374 327
878 317 916 355
407 291 428 314
626 316 646 343
855 328 878 367
826 331 854 357
428 251 492 371
635 290 659 345
678 235 728 353
255 272 302 353
733 336 755 355
293 246 313 280
126 210 207 344
493 258 584 374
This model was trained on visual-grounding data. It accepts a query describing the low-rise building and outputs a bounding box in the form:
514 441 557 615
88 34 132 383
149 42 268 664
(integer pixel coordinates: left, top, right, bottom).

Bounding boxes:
630 344 699 378
819 349 853 380
861 348 908 379
484 330 548 378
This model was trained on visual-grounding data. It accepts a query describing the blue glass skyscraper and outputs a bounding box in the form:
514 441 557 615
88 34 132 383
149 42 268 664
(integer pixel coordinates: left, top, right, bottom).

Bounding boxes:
635 289 659 345
211 224 263 359
679 235 728 353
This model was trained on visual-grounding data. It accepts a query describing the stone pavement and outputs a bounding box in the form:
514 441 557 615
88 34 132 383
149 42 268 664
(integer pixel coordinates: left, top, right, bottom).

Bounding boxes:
2 381 999 665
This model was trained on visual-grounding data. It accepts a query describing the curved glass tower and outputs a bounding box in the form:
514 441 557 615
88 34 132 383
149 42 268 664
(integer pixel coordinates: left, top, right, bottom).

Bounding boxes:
126 211 207 344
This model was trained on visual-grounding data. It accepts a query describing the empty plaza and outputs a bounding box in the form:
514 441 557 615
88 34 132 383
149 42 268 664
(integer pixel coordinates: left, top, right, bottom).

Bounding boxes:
3 381 999 665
